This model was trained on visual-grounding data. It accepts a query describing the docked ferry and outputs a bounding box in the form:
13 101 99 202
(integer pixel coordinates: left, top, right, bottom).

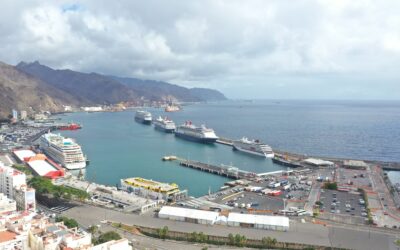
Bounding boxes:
233 137 274 158
175 121 218 143
153 116 176 133
39 133 86 169
134 110 152 125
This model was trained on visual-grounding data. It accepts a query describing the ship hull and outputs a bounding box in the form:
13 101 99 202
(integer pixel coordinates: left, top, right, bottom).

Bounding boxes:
233 145 274 158
64 162 87 170
135 117 152 125
175 132 217 144
154 125 175 133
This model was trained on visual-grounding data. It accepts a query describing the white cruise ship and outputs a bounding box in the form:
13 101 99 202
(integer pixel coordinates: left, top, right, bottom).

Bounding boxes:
40 133 86 170
153 116 176 133
175 121 218 143
233 137 274 158
135 110 152 125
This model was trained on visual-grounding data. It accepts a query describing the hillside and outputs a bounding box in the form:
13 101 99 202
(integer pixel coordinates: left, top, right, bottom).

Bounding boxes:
110 76 201 102
17 62 227 104
0 62 78 120
189 88 227 101
16 61 139 105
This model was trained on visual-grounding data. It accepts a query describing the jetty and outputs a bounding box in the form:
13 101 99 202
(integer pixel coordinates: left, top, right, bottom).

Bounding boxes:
164 156 257 180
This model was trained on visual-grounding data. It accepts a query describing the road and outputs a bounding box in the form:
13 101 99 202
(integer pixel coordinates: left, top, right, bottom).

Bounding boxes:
62 203 399 250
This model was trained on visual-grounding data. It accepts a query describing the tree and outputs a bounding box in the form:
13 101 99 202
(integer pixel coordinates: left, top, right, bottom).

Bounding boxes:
56 216 79 229
262 236 277 247
234 234 246 247
323 182 337 190
228 233 235 245
157 226 169 239
87 225 98 234
94 231 121 245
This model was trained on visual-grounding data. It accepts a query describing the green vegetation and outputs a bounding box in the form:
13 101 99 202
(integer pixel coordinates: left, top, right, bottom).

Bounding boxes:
228 233 247 247
93 231 121 245
28 176 89 200
157 226 169 239
262 236 277 248
395 239 400 246
56 216 79 229
12 164 33 175
189 231 208 243
87 225 98 234
323 182 338 190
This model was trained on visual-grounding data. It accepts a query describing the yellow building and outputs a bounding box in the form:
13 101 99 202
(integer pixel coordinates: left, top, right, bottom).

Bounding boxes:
121 177 187 201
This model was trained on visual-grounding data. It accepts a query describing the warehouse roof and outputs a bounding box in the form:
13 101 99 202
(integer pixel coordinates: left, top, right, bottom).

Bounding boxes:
13 150 36 162
303 158 334 167
227 213 289 228
159 206 219 222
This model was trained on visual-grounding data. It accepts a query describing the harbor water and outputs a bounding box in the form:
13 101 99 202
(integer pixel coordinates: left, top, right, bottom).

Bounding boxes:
57 100 400 196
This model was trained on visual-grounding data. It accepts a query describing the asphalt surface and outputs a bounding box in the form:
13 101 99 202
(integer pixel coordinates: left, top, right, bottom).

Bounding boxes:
62 203 399 250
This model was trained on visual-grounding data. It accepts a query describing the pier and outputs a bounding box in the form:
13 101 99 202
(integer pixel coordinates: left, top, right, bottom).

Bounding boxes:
166 157 257 180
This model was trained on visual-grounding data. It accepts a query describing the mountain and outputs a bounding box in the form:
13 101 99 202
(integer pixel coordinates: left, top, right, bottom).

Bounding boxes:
189 88 227 101
110 76 200 102
0 62 79 120
16 61 139 105
111 76 227 102
16 61 227 104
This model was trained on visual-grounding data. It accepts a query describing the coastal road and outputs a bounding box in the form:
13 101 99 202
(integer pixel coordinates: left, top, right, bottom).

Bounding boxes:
62 203 399 250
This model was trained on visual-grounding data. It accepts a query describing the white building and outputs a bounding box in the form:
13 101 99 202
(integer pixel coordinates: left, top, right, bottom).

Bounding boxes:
91 238 132 250
0 165 26 198
81 106 103 112
14 185 36 211
20 110 28 120
12 109 18 121
227 213 289 231
13 149 36 163
158 206 219 225
0 193 16 214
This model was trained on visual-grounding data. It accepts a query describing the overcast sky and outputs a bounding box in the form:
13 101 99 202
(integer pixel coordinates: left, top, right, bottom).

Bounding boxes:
1 0 400 99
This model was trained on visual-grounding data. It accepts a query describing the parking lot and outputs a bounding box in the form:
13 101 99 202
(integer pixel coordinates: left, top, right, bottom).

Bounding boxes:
337 167 371 188
319 189 368 220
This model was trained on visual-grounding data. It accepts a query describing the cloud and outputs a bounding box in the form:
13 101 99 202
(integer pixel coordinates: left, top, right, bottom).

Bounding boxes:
0 0 399 99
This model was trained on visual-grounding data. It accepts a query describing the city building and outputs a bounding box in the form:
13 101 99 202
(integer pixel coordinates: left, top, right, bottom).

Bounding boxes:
20 111 27 120
0 193 16 214
91 238 132 250
26 154 65 179
13 149 36 163
121 177 187 202
34 113 48 121
0 165 26 198
11 110 18 121
303 158 335 167
81 106 103 112
343 160 368 170
14 185 36 211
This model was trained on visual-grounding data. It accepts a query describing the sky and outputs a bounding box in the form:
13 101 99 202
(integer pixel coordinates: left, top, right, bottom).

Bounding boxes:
1 0 400 99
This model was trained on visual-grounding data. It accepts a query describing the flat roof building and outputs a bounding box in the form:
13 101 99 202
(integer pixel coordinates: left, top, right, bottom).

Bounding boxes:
227 213 289 231
343 160 368 169
158 206 219 225
26 154 64 179
303 158 334 167
13 150 36 163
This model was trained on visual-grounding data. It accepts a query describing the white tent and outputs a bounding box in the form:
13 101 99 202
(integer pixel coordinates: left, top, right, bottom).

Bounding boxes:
158 206 219 225
227 213 289 231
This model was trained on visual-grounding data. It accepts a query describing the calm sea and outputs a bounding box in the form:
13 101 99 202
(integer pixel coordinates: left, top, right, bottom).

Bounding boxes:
57 100 400 196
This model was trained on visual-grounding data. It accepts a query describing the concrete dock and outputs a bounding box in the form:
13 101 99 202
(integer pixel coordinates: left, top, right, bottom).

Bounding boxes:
176 158 257 180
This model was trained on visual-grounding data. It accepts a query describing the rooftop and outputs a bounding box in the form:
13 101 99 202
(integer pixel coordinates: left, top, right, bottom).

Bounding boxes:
123 177 179 193
0 230 17 243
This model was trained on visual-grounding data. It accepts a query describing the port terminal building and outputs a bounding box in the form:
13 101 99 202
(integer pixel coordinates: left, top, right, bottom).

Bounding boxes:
121 177 188 202
158 206 289 231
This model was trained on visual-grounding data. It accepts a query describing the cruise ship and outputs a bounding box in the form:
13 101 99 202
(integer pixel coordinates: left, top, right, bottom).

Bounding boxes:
39 133 86 170
153 116 176 133
134 110 152 125
233 137 274 158
175 121 218 143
